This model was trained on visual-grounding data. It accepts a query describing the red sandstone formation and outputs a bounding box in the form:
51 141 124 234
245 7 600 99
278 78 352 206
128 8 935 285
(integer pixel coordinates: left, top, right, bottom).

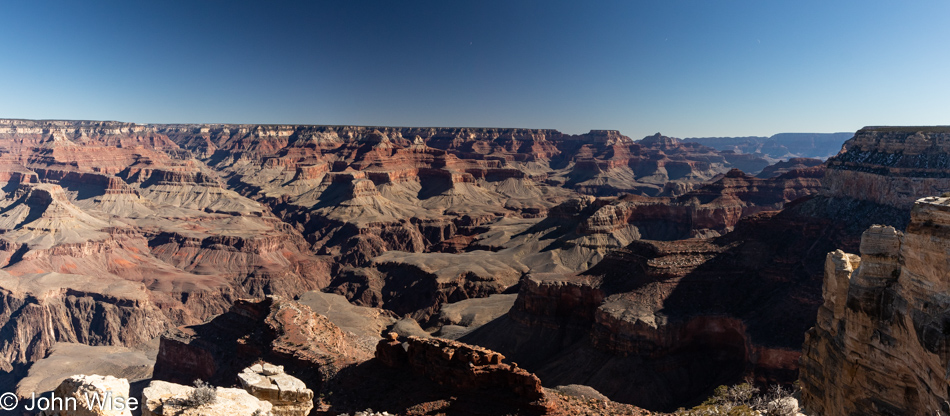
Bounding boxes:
13 118 943 413
0 120 334 387
159 124 768 266
314 166 824 325
576 167 823 240
0 118 831 402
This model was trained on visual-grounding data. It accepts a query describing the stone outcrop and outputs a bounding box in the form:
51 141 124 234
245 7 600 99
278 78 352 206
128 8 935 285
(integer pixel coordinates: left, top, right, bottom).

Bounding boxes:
238 363 313 416
800 196 950 415
153 296 371 391
40 374 134 416
141 380 272 416
148 296 647 415
0 272 169 389
375 333 550 412
824 126 950 209
37 364 310 416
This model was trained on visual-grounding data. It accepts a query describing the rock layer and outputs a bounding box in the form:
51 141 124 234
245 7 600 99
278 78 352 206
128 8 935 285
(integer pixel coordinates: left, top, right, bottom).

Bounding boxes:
824 126 950 209
142 380 273 416
461 204 855 411
16 343 153 400
153 296 371 391
375 333 551 414
0 119 333 388
800 196 950 415
0 272 168 389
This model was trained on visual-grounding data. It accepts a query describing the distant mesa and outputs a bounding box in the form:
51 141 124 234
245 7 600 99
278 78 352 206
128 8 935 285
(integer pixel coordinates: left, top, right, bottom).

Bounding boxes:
638 132 680 148
682 132 854 162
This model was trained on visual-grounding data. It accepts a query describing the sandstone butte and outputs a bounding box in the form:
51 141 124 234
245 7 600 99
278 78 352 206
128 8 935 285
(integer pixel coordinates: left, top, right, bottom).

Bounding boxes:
2 119 950 414
800 195 950 415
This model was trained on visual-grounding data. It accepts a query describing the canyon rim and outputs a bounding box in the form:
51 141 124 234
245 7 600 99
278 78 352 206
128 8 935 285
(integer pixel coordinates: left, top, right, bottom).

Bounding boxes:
0 119 944 415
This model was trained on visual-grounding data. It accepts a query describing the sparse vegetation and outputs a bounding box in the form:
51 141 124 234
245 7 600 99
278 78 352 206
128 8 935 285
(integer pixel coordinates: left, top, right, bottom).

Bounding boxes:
184 379 217 407
675 383 799 416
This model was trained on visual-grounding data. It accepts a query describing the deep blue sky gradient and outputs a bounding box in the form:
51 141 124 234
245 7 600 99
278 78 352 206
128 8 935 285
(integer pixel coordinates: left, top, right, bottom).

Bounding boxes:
1 1 948 139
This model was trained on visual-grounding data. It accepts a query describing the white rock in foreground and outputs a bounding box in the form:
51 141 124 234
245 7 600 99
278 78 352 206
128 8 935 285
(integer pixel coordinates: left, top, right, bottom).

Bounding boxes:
40 374 134 416
238 363 313 416
142 380 272 416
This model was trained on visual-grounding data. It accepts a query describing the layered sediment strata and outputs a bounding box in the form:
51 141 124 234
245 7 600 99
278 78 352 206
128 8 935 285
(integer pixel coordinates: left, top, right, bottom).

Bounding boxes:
463 206 846 411
824 126 950 209
0 120 788 324
0 271 168 388
324 166 824 324
800 196 950 415
0 121 333 388
579 168 823 239
756 157 825 178
157 123 767 266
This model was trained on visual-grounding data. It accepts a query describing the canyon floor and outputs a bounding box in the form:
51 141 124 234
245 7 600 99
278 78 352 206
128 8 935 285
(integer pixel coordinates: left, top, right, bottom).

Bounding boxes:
0 119 945 415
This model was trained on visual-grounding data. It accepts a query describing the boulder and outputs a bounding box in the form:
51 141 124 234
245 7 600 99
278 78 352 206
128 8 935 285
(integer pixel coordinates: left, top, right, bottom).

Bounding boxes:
141 380 272 416
40 374 134 416
238 363 313 416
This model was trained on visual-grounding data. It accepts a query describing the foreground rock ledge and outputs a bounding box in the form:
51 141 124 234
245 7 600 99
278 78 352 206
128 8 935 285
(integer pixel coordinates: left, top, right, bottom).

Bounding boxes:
800 196 950 415
40 374 133 416
375 332 553 413
142 380 273 416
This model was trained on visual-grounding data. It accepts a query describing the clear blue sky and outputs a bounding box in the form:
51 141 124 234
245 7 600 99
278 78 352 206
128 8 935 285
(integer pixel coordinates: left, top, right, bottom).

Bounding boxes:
1 1 947 139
